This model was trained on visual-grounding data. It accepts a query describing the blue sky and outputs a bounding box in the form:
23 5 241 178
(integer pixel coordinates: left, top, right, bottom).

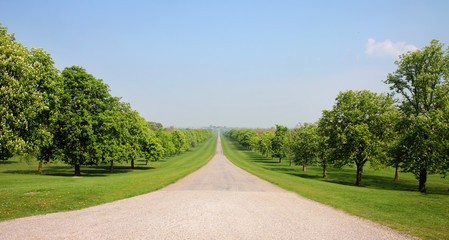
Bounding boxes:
1 1 448 128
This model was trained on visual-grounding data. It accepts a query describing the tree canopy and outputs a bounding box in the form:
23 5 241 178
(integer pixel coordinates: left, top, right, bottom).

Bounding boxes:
385 40 449 192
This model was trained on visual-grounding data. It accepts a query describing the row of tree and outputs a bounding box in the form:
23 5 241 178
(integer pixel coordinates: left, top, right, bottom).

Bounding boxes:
0 24 213 175
226 40 449 193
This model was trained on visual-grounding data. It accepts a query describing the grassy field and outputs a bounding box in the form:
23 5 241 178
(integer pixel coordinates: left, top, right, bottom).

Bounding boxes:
0 134 217 221
221 134 449 240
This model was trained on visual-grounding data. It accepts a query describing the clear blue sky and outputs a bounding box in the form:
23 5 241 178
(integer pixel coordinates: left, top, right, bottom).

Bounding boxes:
1 1 448 128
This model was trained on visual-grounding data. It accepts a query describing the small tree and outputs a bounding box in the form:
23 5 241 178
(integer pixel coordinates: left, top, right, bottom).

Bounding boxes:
141 132 164 166
291 123 319 172
317 112 335 178
259 131 275 158
156 129 175 158
272 125 288 163
172 129 188 154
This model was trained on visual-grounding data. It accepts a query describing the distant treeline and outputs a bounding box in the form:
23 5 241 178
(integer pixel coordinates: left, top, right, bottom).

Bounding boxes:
226 39 449 193
0 24 213 175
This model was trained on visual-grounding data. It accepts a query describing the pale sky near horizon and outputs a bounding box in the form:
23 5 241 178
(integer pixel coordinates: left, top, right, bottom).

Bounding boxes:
1 1 448 128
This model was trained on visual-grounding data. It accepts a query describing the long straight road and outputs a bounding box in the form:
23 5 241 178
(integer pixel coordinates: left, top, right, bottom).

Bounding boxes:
0 135 415 239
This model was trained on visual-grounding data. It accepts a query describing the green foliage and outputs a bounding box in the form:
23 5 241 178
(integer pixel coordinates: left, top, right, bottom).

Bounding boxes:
96 99 136 170
0 25 59 159
171 129 188 153
155 129 175 157
148 121 163 131
271 125 288 161
140 131 164 162
52 66 112 175
290 123 320 171
385 40 449 192
322 90 398 186
259 131 275 158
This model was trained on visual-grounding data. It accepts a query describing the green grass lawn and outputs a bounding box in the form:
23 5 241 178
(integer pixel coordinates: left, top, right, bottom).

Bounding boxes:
221 135 449 240
0 135 217 221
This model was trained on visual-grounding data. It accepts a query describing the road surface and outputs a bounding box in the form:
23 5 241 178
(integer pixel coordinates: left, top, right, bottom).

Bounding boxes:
0 135 416 239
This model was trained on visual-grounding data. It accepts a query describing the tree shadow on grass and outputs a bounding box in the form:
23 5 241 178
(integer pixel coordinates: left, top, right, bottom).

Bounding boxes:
0 160 15 165
244 152 449 195
286 172 324 180
5 164 155 177
287 168 449 195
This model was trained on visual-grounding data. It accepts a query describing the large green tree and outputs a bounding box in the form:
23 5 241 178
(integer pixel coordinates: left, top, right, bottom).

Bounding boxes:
324 90 398 186
0 25 60 162
31 48 62 173
96 99 135 173
53 66 112 176
385 40 449 192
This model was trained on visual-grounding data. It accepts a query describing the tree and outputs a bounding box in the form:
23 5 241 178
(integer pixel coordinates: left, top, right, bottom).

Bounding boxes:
317 112 335 178
0 25 59 162
141 131 164 165
291 123 319 172
125 110 149 168
325 90 398 186
385 40 449 192
184 129 198 150
237 129 258 150
272 125 288 163
148 121 163 131
156 129 175 158
52 66 112 176
259 131 275 158
171 129 188 154
29 48 62 174
96 99 133 173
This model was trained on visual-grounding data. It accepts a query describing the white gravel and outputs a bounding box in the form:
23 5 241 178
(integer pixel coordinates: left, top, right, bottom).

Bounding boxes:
0 136 417 239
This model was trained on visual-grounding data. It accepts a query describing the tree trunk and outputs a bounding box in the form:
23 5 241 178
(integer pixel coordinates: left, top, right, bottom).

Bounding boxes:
131 159 134 169
74 164 81 176
394 164 399 182
302 162 306 172
272 156 274 161
109 160 114 173
355 164 363 186
279 157 282 163
37 160 43 174
419 167 427 193
322 164 328 178
146 160 150 166
289 157 292 167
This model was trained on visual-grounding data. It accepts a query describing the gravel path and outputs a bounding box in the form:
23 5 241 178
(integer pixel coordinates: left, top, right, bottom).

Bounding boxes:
0 136 416 240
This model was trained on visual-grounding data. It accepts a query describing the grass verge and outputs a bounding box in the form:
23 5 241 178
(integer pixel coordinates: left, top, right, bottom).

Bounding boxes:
221 135 449 240
0 135 217 221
